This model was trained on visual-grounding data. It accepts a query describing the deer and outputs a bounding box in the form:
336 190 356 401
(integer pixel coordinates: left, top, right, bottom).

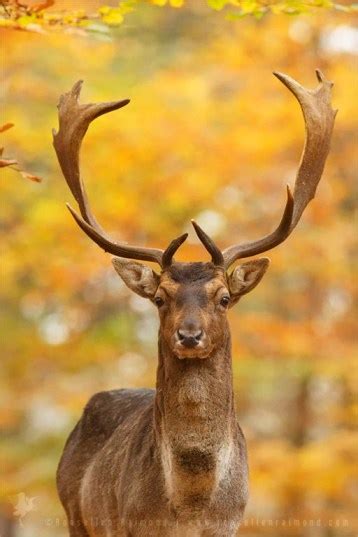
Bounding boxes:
53 70 336 537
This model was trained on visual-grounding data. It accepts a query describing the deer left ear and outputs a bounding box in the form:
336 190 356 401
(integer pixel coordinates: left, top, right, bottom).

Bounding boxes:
228 258 270 306
112 258 160 299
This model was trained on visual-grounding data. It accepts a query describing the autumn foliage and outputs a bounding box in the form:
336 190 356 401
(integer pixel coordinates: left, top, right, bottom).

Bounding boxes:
1 1 357 536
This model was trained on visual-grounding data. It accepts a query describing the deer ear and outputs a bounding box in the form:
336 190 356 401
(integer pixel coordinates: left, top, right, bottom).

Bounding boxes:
228 258 270 306
112 258 160 299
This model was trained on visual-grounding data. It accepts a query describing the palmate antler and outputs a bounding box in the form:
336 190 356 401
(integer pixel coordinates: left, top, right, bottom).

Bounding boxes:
52 81 187 268
218 69 337 269
53 71 336 271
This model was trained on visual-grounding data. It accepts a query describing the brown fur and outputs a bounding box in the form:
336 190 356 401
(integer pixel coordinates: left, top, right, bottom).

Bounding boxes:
57 260 270 536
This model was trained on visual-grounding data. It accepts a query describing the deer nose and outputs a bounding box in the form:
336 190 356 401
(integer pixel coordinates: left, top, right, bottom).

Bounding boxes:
177 328 203 348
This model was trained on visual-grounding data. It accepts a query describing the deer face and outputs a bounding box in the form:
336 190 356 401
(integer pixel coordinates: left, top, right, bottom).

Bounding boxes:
113 258 269 359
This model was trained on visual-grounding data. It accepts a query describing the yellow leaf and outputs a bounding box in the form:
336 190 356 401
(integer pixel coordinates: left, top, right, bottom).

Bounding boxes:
100 7 124 25
99 5 111 15
150 0 168 6
102 13 124 25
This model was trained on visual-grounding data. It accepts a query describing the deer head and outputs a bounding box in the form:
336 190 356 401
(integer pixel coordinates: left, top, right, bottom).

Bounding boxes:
53 71 336 360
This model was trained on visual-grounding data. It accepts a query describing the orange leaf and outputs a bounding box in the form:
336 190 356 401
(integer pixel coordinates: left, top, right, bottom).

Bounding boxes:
0 123 14 133
0 158 17 168
32 0 55 13
19 170 42 183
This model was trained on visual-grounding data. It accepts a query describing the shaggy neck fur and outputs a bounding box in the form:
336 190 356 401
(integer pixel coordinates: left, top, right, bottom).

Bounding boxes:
154 328 236 516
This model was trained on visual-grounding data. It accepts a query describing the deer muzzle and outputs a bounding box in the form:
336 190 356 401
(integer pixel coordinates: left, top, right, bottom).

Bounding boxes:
174 323 211 359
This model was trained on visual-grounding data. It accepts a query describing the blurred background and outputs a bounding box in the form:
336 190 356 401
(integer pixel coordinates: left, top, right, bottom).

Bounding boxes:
1 1 357 535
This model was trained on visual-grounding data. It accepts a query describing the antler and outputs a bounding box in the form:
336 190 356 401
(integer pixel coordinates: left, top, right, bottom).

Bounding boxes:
53 81 186 268
54 72 336 271
219 70 337 269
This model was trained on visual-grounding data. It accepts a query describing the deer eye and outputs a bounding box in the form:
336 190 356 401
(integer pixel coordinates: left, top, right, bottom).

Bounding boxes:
154 296 164 307
220 296 230 308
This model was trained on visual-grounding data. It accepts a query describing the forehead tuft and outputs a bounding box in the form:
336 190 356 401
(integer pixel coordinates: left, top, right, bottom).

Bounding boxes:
164 262 221 284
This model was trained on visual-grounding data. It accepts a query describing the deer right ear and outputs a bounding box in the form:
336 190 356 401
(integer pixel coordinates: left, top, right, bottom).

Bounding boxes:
112 258 160 299
228 258 270 305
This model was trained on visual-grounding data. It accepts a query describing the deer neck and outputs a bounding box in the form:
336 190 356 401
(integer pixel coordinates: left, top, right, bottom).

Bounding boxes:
154 328 236 510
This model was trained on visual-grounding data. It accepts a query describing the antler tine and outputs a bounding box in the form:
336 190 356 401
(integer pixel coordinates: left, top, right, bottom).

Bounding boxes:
66 204 165 264
53 81 165 267
222 186 294 267
222 70 337 269
191 220 224 266
162 233 189 268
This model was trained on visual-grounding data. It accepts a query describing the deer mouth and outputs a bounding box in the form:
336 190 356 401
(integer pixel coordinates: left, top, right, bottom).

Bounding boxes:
174 343 213 360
